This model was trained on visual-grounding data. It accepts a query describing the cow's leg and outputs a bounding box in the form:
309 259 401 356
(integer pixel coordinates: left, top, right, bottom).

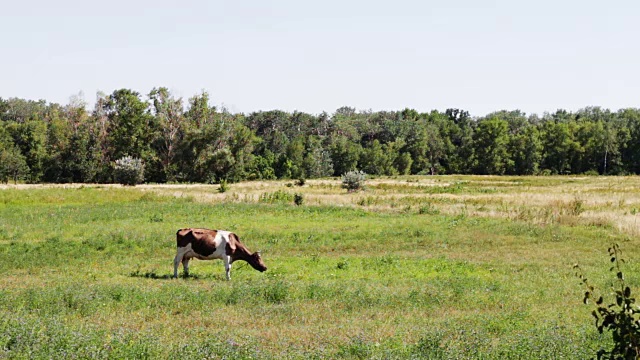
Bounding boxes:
182 257 190 277
223 256 232 280
173 248 186 278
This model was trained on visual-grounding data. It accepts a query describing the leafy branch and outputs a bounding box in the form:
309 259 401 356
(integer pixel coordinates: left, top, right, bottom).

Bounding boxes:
575 244 640 359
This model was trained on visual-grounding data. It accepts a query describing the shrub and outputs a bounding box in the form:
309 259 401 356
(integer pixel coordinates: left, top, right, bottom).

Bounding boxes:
0 146 29 184
294 193 304 206
295 177 306 186
583 169 600 176
575 244 640 359
341 170 367 192
569 196 585 216
113 156 144 186
218 179 228 193
259 190 293 204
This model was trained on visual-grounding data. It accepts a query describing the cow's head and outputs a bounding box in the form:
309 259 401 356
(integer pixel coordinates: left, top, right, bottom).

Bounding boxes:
249 251 267 272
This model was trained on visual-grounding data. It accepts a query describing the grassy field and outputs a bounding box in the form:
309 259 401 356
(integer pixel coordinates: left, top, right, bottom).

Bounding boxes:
1 176 639 359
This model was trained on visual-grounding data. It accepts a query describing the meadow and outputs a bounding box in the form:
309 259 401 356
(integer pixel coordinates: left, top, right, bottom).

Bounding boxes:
1 175 639 359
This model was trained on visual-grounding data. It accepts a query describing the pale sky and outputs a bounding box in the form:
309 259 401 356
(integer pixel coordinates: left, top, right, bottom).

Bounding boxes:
1 0 638 116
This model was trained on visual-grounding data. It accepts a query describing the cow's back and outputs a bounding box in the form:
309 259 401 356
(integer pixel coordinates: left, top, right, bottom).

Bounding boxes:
176 228 226 260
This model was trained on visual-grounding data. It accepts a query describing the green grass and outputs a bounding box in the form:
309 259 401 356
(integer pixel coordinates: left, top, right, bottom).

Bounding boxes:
0 181 637 359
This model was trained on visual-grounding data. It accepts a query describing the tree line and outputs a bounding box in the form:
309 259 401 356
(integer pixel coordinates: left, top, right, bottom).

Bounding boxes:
1 88 639 184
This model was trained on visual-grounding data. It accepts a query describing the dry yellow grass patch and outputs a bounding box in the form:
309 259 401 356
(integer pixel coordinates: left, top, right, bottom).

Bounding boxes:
4 176 640 237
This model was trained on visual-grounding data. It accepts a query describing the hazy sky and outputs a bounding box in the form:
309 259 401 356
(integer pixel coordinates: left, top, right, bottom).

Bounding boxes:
1 0 638 116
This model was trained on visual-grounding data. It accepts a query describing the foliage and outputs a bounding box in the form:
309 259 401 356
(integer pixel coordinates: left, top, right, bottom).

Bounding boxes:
259 189 293 203
473 118 512 175
4 91 640 184
0 144 29 183
149 87 185 182
6 119 47 182
576 244 640 359
102 89 155 161
113 156 144 186
303 136 333 178
341 170 367 192
294 193 304 206
218 179 228 193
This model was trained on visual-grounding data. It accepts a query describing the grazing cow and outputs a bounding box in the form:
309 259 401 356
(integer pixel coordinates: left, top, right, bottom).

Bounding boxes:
173 228 267 280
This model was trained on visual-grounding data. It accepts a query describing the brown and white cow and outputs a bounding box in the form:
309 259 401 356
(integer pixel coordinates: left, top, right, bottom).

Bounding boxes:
173 228 267 280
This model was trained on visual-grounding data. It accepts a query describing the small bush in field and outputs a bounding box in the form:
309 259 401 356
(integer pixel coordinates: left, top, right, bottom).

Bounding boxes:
113 156 144 186
341 170 367 192
575 243 640 359
295 177 306 186
570 196 585 216
259 190 293 204
218 179 229 193
294 193 304 206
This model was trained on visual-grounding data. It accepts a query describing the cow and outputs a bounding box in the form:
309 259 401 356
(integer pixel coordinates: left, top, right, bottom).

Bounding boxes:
173 228 267 280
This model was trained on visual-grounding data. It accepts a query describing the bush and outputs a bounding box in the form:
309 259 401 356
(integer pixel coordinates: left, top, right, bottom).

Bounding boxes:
575 244 640 359
259 190 293 204
0 146 29 184
113 156 144 186
341 170 367 192
294 193 304 206
295 177 306 186
218 179 228 193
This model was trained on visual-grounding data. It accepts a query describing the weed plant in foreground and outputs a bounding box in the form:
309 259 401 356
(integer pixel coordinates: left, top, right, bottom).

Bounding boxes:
0 181 637 358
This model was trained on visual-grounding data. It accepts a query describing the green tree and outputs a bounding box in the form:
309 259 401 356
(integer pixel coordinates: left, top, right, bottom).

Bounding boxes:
0 145 29 183
186 112 258 184
43 112 73 182
88 92 114 182
395 152 413 175
61 123 101 182
303 136 333 178
507 125 542 175
103 89 154 162
246 110 292 156
443 108 475 174
184 91 215 128
473 118 512 175
618 108 640 174
149 87 185 182
247 150 276 180
0 98 48 123
0 126 28 183
6 119 47 182
404 121 430 174
0 98 8 119
329 135 361 176
360 139 401 176
540 120 580 174
187 121 231 183
405 113 449 175
226 122 259 182
589 120 624 175
277 136 305 179
59 95 101 183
